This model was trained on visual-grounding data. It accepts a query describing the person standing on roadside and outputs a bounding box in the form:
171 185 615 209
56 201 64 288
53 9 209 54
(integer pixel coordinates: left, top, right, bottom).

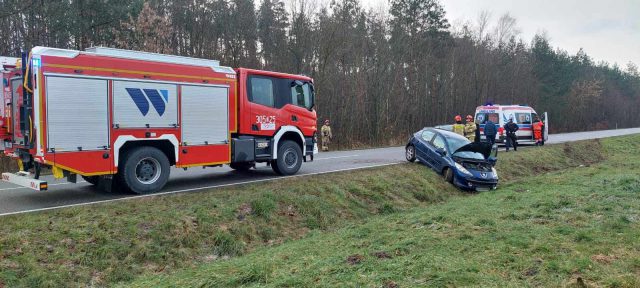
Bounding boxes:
464 115 477 142
504 117 519 152
532 116 545 146
483 118 497 145
452 115 465 136
321 119 333 151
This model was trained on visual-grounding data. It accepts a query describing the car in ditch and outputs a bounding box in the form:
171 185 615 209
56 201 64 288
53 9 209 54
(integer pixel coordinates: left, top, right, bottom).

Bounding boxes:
405 127 499 191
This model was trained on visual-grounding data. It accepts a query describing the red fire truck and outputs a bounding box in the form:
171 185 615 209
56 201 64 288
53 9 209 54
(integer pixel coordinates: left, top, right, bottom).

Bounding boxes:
2 47 317 194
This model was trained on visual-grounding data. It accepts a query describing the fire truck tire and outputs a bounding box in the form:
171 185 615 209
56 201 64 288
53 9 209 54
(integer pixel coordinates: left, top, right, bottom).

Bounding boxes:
82 176 100 186
119 146 171 194
272 140 302 176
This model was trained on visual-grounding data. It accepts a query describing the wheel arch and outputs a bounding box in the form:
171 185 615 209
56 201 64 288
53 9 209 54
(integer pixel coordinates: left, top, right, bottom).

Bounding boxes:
272 126 305 159
114 135 179 167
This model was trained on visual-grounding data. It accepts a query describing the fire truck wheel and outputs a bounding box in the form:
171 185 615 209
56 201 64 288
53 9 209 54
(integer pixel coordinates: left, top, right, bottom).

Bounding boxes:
120 146 170 194
81 176 100 186
272 140 302 176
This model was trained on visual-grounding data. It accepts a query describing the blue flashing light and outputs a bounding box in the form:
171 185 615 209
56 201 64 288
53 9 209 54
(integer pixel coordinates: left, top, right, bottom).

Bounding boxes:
32 58 41 67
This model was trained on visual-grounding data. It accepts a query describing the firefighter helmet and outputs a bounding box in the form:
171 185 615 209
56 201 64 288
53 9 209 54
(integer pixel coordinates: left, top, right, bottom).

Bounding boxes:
455 115 462 122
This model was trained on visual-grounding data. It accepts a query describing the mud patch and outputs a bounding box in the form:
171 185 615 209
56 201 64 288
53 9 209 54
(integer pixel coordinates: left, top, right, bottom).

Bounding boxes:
346 254 365 265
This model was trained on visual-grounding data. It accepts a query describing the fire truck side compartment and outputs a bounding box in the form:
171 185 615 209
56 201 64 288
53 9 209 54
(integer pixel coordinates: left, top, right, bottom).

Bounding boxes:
180 85 229 145
45 76 109 152
112 80 178 128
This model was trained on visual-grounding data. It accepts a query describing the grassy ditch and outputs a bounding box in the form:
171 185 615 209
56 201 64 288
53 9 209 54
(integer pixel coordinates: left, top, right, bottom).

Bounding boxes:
0 136 622 287
128 136 640 287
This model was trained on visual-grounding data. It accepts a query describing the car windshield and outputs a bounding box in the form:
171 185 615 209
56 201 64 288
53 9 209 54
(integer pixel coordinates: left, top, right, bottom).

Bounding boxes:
446 136 485 160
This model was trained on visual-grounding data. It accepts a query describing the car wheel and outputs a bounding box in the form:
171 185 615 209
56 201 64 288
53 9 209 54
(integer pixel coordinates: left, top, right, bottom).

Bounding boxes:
82 175 100 186
405 145 416 162
229 162 253 171
119 146 171 194
272 140 302 176
444 167 454 183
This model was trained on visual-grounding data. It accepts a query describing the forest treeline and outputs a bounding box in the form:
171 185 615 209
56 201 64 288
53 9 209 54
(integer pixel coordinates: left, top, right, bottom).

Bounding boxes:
1 0 639 147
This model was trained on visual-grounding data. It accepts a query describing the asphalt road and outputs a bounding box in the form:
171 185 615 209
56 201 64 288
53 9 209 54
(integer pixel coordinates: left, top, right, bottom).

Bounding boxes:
1 127 639 216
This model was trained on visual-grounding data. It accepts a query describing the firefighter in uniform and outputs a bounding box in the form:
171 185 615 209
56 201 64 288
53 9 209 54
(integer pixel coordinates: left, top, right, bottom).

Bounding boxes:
321 119 332 151
464 115 477 142
533 116 545 146
452 115 465 136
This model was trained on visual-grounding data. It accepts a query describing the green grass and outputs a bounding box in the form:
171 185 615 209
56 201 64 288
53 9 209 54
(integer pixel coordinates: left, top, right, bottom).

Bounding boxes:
125 136 640 287
0 135 635 287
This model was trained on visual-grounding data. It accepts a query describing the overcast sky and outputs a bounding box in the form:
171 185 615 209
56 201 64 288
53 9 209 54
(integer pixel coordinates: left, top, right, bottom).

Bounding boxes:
359 0 640 68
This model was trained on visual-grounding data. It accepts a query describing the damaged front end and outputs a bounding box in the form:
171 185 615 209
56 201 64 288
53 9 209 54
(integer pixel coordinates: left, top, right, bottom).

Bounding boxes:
451 142 499 192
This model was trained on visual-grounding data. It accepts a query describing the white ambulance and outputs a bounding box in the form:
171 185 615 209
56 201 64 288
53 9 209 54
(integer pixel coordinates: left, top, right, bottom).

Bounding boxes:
475 104 548 144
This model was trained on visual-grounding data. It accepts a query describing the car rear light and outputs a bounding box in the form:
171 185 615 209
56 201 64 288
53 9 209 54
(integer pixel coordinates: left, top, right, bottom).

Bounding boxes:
498 127 504 135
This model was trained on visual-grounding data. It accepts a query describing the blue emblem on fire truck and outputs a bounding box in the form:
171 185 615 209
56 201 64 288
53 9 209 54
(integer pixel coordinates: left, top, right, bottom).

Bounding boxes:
125 88 169 116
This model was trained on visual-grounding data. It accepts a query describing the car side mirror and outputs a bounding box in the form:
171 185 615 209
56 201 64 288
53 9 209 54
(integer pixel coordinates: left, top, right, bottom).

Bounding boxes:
488 156 498 167
436 147 446 156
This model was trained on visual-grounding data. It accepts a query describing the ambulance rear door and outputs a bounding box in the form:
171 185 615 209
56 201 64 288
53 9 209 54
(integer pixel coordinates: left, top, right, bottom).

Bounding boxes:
543 112 549 142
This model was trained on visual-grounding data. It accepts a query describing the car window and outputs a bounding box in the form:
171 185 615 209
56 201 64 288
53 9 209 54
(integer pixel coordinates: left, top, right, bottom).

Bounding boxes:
515 112 531 124
421 130 435 142
432 135 447 151
249 76 275 107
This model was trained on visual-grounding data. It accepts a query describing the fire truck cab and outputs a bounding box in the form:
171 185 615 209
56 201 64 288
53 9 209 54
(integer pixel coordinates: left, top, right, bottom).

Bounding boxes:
2 47 317 194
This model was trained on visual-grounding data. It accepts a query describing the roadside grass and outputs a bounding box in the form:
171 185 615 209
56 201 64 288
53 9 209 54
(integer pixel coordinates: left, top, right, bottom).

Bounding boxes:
127 136 640 287
0 158 458 287
0 135 629 287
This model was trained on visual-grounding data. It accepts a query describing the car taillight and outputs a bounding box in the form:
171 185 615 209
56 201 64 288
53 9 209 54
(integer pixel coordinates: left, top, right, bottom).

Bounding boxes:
498 127 504 135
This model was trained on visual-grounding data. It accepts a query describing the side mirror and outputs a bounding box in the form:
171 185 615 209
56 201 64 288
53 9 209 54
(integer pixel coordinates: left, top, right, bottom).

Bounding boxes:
488 157 498 167
436 147 446 156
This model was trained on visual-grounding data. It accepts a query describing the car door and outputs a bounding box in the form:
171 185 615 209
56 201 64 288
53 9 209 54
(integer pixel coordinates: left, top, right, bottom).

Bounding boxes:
415 130 435 166
429 134 448 172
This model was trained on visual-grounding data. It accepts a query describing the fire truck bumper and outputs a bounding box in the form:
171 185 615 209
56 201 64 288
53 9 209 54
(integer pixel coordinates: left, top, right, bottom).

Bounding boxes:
1 171 48 191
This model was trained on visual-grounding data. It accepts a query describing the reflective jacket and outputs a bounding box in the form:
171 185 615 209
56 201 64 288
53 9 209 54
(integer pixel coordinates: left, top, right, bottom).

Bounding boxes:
452 123 465 136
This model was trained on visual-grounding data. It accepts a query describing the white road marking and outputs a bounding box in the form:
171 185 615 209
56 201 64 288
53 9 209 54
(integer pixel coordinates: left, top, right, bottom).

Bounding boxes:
0 162 403 217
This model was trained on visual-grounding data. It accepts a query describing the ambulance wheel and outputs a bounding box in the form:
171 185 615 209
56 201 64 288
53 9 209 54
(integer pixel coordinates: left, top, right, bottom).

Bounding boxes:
230 162 253 171
119 146 170 194
405 145 416 162
444 167 454 183
82 176 100 186
272 140 302 176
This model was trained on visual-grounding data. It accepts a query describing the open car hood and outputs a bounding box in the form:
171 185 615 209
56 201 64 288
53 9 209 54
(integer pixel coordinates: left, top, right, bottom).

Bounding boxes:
453 142 493 159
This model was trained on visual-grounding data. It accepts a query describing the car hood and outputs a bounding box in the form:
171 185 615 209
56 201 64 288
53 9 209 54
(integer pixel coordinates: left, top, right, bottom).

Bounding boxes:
453 142 493 159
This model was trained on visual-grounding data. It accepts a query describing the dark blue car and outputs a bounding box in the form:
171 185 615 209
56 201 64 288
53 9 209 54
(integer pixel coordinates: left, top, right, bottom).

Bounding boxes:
405 128 499 191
